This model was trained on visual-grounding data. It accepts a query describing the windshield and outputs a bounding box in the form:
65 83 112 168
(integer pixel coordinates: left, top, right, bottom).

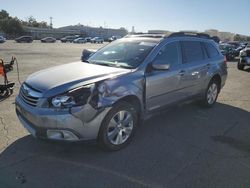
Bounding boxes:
88 40 157 69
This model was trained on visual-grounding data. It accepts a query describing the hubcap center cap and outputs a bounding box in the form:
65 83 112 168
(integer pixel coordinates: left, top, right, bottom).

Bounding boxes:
117 123 123 128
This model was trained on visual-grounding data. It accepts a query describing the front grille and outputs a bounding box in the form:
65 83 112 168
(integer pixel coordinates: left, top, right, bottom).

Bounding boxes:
246 50 250 57
19 84 42 107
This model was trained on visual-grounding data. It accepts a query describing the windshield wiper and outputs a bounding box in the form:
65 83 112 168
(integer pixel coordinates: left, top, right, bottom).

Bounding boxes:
83 60 90 63
113 64 133 69
95 62 115 67
91 60 133 69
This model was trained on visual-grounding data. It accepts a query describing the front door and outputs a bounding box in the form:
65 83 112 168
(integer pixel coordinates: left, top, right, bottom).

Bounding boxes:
145 41 183 111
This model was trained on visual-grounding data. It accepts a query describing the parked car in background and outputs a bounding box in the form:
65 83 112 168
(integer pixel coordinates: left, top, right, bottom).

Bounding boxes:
234 45 245 56
73 37 87 43
227 41 241 49
41 37 56 43
85 37 92 42
60 35 79 43
238 44 250 70
108 35 121 42
219 43 235 61
90 37 104 43
15 32 227 151
242 42 248 48
0 36 6 43
15 36 33 43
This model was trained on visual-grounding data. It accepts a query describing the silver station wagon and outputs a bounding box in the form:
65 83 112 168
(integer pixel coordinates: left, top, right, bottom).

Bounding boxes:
16 32 227 151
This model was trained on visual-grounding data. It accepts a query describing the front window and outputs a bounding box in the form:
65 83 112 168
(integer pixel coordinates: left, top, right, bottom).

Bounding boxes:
88 39 157 69
154 42 180 65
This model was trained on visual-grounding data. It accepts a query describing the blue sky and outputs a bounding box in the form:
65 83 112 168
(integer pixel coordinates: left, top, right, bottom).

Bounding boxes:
1 0 250 35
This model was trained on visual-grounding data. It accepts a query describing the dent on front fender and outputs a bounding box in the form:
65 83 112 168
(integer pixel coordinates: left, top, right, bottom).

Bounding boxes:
96 77 144 108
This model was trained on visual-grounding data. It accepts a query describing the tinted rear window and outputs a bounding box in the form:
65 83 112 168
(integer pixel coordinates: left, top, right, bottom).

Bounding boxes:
181 41 204 63
204 42 219 58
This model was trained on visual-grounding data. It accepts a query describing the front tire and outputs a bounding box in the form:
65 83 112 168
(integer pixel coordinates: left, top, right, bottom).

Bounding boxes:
98 102 138 151
237 62 244 70
202 79 219 107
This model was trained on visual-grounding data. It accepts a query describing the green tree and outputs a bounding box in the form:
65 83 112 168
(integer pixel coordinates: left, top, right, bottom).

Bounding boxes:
234 34 240 41
22 16 49 28
0 10 9 19
0 15 24 37
233 34 246 41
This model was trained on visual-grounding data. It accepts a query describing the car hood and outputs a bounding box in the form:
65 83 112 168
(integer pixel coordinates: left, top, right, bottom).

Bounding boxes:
25 62 131 97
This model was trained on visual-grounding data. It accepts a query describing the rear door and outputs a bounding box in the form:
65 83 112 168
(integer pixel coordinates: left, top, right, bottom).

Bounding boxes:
179 41 208 97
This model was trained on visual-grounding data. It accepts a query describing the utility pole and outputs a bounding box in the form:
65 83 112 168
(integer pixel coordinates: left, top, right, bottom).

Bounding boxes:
49 17 53 29
132 26 135 34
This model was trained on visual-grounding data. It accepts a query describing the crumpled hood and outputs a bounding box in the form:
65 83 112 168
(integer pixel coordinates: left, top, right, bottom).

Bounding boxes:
25 62 131 97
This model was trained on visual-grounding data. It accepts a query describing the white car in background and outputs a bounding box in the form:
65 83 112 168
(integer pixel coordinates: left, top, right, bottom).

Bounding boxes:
90 37 104 43
73 37 87 43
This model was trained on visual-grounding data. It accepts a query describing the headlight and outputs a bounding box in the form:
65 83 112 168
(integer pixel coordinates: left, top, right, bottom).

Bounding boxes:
240 50 247 57
51 84 95 108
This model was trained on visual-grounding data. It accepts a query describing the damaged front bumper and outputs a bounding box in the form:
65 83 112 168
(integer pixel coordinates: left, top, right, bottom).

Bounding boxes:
15 95 111 141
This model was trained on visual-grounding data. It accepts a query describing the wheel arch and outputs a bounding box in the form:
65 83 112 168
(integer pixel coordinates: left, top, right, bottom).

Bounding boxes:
210 74 222 92
112 95 142 116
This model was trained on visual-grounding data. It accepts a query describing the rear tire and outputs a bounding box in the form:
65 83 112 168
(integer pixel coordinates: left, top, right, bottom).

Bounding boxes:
237 62 244 70
98 102 138 151
202 79 219 107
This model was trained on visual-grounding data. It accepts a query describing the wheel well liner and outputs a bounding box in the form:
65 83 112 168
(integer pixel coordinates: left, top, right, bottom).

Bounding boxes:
211 74 221 92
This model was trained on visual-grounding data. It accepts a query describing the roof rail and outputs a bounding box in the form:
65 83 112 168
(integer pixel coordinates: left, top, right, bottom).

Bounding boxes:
124 32 220 43
168 32 210 39
124 34 166 39
168 32 220 43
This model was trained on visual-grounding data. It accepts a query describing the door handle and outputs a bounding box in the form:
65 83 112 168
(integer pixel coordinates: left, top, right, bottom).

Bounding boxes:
179 70 186 76
206 63 210 69
191 71 199 76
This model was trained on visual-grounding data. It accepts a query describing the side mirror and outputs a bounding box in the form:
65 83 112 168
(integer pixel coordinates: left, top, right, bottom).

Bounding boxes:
152 60 170 70
81 49 97 62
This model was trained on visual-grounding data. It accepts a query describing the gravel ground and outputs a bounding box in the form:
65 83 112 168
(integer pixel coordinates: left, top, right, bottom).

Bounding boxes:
0 40 250 188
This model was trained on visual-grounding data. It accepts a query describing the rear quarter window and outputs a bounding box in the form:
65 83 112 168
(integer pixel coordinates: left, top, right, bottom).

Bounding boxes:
204 42 219 58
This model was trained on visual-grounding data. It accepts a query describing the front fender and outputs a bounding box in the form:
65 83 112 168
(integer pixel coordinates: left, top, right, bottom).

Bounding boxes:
98 80 144 108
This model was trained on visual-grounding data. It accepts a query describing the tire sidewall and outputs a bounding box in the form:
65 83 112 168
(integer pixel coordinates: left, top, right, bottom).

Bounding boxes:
204 79 219 107
237 61 244 70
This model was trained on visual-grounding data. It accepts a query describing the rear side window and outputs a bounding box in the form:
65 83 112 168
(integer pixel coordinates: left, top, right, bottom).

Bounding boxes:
204 42 219 58
181 41 204 63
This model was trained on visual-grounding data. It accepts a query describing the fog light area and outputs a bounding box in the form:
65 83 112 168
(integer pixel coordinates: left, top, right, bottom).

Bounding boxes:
47 130 79 141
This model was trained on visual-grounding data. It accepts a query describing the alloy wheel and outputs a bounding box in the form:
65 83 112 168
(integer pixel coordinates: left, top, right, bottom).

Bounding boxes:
107 110 134 145
207 83 218 104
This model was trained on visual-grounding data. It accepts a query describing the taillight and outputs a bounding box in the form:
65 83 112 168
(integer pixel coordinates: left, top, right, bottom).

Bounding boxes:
224 56 227 65
0 62 4 76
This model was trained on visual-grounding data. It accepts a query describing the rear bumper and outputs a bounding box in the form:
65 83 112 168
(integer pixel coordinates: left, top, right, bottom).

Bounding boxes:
15 95 111 142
